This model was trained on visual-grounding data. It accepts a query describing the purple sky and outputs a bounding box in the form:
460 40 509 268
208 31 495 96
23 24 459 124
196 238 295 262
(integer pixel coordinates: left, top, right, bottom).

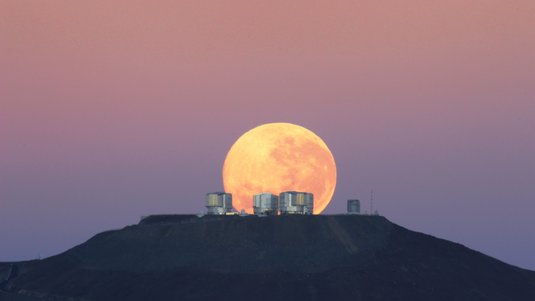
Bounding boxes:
1 1 534 270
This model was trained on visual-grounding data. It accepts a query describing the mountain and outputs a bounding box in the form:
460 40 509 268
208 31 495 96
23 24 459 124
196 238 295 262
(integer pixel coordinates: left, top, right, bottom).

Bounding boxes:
1 215 534 301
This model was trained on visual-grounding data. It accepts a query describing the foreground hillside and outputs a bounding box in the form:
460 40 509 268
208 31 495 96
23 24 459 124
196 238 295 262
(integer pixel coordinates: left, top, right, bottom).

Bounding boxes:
1 215 534 300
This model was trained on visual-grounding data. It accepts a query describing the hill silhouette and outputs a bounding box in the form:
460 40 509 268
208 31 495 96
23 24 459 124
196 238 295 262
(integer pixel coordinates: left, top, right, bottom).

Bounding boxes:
1 215 534 300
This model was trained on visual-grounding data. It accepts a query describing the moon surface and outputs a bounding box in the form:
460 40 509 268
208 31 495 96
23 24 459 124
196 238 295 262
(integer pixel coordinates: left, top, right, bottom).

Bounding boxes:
223 123 337 214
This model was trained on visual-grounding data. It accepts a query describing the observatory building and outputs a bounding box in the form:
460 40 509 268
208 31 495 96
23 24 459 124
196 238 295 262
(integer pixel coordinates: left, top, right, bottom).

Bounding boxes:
253 193 279 215
205 192 233 215
279 191 314 215
347 199 361 214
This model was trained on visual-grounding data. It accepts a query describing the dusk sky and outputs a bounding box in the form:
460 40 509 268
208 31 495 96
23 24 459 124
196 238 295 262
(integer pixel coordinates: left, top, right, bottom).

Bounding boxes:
1 1 534 270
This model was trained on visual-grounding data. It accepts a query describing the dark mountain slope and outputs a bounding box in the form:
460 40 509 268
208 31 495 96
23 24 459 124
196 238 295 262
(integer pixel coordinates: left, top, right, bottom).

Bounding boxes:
1 215 534 301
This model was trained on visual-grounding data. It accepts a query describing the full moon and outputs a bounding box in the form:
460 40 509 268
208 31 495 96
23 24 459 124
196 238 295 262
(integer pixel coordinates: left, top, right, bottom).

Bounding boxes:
223 123 337 214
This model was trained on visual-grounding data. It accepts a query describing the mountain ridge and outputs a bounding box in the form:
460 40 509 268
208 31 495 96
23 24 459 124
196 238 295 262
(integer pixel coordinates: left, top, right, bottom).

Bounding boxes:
1 215 534 300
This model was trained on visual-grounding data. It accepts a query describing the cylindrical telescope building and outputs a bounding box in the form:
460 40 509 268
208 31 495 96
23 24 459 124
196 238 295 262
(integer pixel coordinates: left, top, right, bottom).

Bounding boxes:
253 193 279 215
347 199 361 214
205 192 233 215
279 191 314 215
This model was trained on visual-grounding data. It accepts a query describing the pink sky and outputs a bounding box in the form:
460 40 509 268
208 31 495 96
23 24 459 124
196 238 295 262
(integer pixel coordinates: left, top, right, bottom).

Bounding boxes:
1 1 534 269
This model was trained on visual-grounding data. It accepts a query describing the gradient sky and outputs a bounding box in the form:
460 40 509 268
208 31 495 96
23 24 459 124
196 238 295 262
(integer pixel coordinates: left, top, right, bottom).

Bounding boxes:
1 1 534 269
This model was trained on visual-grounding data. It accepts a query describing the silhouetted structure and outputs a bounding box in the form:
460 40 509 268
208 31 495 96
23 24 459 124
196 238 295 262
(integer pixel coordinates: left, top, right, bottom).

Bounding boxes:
347 199 361 214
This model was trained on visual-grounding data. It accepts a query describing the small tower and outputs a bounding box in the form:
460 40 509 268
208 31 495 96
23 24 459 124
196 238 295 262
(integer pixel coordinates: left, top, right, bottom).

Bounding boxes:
347 199 361 215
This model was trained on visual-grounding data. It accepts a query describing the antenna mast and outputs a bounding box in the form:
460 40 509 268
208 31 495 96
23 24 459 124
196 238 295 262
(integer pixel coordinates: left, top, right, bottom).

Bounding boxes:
370 189 374 215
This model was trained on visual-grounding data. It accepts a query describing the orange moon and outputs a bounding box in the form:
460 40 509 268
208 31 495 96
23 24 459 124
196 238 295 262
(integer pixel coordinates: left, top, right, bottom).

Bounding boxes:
222 123 337 214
